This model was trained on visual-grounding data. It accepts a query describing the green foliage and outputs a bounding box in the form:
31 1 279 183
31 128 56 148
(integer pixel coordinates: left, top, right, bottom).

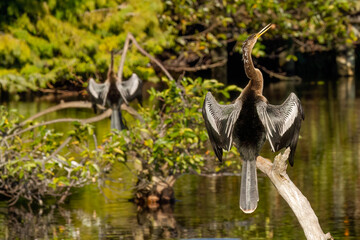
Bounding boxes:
0 0 357 94
0 0 173 94
161 0 358 61
0 106 103 205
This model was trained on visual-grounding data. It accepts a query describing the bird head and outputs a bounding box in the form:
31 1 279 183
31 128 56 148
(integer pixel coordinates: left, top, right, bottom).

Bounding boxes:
242 23 272 53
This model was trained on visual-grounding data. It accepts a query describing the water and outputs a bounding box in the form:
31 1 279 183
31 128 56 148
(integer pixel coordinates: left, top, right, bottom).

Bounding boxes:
1 77 360 239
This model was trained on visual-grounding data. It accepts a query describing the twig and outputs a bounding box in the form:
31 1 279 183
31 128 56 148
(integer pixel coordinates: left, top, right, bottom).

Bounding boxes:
84 4 127 14
37 88 80 96
256 149 333 240
180 21 221 40
258 65 302 81
50 136 72 159
165 58 227 72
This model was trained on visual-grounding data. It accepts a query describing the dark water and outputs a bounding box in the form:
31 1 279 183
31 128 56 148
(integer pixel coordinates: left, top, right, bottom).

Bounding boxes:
1 76 360 239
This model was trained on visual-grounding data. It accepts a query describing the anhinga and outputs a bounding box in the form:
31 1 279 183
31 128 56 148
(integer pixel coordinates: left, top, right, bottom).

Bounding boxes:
202 24 304 213
87 51 142 130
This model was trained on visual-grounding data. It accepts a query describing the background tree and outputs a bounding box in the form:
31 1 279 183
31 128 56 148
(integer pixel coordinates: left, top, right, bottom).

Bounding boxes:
0 0 358 95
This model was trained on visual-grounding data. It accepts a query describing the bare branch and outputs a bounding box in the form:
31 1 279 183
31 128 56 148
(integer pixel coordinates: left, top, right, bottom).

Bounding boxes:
127 33 175 81
180 21 221 40
84 4 127 14
165 58 227 72
4 109 112 141
117 34 131 81
258 65 302 81
50 136 72 159
20 101 105 126
256 149 333 240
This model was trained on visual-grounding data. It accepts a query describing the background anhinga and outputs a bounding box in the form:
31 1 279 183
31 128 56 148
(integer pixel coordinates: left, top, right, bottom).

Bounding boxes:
87 51 142 130
202 24 304 213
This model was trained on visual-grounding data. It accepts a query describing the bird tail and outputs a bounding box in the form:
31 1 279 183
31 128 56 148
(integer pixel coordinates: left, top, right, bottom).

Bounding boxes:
240 158 259 214
111 108 125 130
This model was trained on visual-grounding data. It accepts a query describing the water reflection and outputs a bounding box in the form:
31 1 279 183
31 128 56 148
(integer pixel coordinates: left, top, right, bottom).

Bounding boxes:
0 77 360 239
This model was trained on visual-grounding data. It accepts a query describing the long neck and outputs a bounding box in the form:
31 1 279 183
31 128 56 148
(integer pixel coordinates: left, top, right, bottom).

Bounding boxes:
242 42 263 94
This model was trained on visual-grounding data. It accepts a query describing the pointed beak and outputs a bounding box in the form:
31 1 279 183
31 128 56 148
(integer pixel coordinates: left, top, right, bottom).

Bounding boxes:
256 23 272 39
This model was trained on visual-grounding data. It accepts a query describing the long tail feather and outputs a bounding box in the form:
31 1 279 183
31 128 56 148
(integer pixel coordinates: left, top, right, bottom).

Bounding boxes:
111 108 125 130
240 158 258 213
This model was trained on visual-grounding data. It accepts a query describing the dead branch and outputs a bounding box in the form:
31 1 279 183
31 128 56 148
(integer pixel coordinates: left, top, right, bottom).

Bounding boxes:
126 33 175 81
256 148 333 240
84 4 127 14
50 136 72 158
20 101 105 126
259 66 302 81
37 88 80 97
4 109 112 141
4 101 143 143
165 58 227 72
21 101 142 126
180 21 221 40
117 35 131 82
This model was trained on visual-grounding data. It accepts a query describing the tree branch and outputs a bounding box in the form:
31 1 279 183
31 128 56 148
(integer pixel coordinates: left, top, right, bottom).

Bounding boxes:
165 58 227 72
117 34 131 82
4 109 112 141
256 148 333 240
126 33 174 81
20 101 105 126
258 65 302 81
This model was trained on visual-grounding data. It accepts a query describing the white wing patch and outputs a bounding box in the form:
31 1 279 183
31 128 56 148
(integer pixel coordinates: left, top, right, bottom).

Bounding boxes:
88 78 99 98
205 101 220 135
256 93 303 155
280 102 298 136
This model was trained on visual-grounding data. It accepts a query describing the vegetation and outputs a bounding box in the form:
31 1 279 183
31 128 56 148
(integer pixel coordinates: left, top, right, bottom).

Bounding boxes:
0 77 239 205
0 0 358 95
0 106 105 205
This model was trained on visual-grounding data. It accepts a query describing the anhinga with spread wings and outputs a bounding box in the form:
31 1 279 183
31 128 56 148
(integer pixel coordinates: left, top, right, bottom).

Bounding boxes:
202 24 304 213
87 51 142 130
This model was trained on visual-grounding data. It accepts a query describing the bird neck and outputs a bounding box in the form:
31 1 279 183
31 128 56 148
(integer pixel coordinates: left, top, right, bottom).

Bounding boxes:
243 42 258 81
249 69 263 94
242 43 263 94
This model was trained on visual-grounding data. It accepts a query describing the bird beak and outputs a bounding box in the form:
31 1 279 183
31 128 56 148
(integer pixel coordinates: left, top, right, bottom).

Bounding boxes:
256 23 272 39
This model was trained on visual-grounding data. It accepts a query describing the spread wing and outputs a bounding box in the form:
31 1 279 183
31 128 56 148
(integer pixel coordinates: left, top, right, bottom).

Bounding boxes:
116 73 142 104
87 78 110 106
202 92 242 162
256 93 304 166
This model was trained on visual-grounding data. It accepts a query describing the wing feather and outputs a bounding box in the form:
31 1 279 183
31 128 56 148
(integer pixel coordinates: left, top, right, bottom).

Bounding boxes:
256 93 304 166
116 73 142 105
88 78 110 106
202 92 242 162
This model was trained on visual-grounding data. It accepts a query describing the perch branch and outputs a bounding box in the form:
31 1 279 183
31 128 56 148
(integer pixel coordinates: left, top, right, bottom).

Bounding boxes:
256 148 333 240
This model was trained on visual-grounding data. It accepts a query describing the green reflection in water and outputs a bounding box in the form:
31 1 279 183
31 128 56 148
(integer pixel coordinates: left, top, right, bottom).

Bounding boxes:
0 77 360 239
